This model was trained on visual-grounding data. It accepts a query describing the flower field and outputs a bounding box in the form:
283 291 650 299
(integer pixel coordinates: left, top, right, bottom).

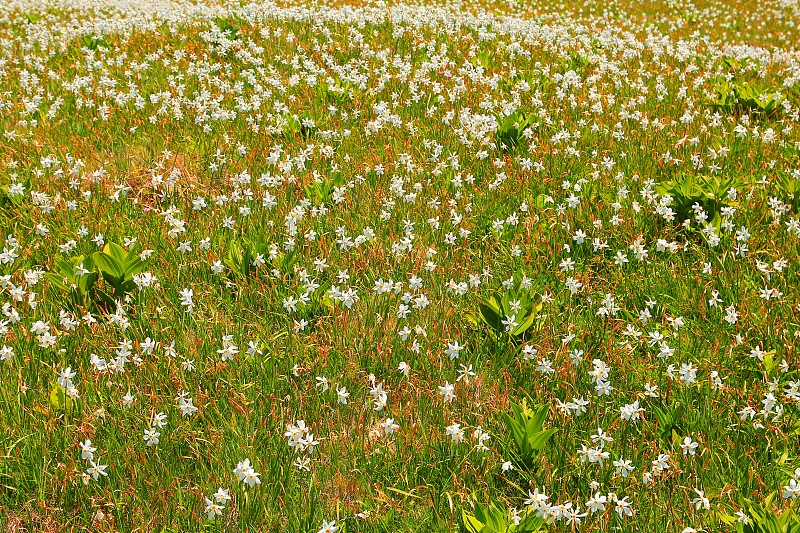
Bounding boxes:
1 0 800 530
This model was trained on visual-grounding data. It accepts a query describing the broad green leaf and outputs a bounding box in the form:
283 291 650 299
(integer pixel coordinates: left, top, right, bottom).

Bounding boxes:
527 428 557 451
93 251 125 279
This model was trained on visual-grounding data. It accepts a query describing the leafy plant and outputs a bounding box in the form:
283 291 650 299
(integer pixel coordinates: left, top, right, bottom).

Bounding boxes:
223 238 269 280
495 110 534 153
271 248 300 277
223 238 299 280
470 50 492 70
676 9 700 24
282 114 316 139
652 402 701 447
710 79 784 118
717 56 756 74
499 73 552 94
317 81 355 105
502 400 557 470
562 52 590 74
0 178 29 208
292 282 334 327
49 382 76 413
46 243 146 311
80 34 110 50
719 492 800 532
776 174 800 213
213 17 241 39
461 500 545 533
472 276 542 339
655 173 745 228
789 84 800 108
93 242 147 300
304 174 345 205
45 254 100 310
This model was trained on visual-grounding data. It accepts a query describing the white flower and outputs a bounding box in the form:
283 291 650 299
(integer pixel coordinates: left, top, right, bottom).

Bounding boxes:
317 519 339 533
783 479 800 500
336 386 349 404
79 439 96 461
58 367 76 389
86 460 108 480
445 423 464 443
204 498 224 520
144 427 160 447
179 288 194 313
680 436 699 456
213 488 231 504
234 458 261 488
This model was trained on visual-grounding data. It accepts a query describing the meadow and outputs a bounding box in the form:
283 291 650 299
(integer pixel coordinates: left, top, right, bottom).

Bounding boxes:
1 0 800 530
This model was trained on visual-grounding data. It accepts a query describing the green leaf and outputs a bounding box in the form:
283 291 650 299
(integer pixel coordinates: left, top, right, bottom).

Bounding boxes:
502 413 525 450
94 288 118 309
517 512 545 532
461 510 486 533
511 308 537 336
93 251 125 279
763 351 777 373
44 273 71 292
49 382 74 412
103 242 127 263
527 428 558 451
478 299 502 333
527 403 549 433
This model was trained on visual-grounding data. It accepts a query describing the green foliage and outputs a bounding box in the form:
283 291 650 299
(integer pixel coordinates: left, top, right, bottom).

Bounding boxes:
677 10 700 24
470 50 493 70
294 282 335 327
45 243 145 311
710 79 784 118
93 242 147 299
304 173 345 205
789 85 800 108
655 173 745 228
213 17 241 39
776 174 800 213
45 254 100 310
719 492 800 532
80 34 110 50
500 73 552 94
317 80 356 105
495 110 534 153
281 114 316 140
0 178 29 208
562 52 590 74
223 238 299 280
653 402 701 447
717 56 756 73
461 500 545 533
502 400 557 470
223 238 270 280
473 276 542 339
49 382 75 412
